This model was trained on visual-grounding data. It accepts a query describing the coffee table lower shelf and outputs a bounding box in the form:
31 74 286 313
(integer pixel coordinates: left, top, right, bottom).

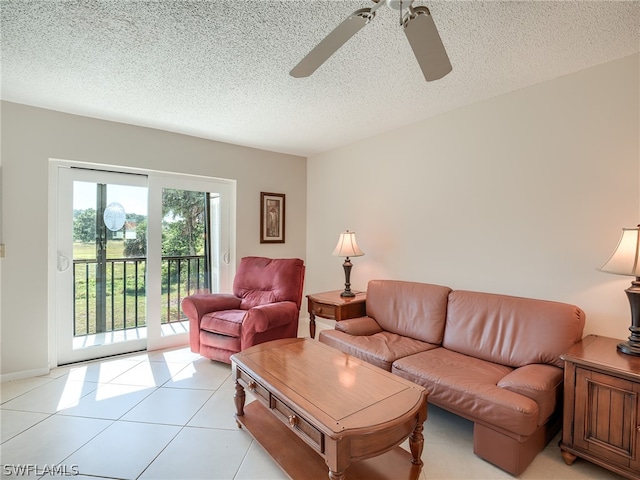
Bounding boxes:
236 401 423 480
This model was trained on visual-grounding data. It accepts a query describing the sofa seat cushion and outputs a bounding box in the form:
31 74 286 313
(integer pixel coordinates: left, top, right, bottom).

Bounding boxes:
318 330 437 371
200 309 246 337
392 348 541 437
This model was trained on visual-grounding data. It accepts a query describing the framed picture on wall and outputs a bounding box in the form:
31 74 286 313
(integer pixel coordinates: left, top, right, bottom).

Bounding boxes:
260 192 285 243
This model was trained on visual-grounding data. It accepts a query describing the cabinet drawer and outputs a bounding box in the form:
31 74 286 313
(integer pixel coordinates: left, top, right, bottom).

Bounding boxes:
236 368 270 404
311 302 336 320
272 395 324 453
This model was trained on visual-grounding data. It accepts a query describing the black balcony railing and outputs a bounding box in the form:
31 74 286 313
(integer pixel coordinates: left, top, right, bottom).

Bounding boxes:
73 255 207 336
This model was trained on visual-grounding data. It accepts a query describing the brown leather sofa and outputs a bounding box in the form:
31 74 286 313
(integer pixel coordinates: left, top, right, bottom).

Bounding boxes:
318 279 585 476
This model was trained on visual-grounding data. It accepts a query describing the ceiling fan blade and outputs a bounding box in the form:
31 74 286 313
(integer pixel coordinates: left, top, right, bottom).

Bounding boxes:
403 6 452 81
290 8 374 78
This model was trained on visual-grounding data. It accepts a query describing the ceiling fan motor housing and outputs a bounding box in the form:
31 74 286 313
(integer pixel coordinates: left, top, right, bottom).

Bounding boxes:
386 0 413 11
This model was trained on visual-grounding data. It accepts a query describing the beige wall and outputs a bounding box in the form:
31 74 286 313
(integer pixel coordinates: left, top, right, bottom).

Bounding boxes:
0 102 306 378
307 53 640 340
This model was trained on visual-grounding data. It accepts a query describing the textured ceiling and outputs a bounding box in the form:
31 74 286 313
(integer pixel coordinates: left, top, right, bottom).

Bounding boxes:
1 1 639 157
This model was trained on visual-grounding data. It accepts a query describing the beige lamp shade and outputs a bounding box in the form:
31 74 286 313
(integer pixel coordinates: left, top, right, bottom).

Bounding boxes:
600 225 640 356
332 230 364 257
600 227 640 277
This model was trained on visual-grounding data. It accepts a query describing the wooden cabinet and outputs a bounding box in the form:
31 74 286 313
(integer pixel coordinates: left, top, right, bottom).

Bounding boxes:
306 290 366 339
560 335 640 480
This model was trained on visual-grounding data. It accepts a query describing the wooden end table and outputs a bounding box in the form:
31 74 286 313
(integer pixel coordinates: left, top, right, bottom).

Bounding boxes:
560 335 640 479
231 338 427 480
307 290 366 339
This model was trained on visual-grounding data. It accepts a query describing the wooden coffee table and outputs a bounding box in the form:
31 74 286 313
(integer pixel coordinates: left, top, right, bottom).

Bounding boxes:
231 338 427 480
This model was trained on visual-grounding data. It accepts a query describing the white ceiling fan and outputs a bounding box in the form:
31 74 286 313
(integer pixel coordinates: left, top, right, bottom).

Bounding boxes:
290 0 452 82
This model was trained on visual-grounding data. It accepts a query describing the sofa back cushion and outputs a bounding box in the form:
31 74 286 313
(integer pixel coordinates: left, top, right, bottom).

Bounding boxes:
443 290 585 368
366 280 451 345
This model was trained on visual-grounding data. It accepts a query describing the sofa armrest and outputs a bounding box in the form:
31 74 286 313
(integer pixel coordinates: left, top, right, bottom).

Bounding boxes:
498 364 563 393
335 316 383 336
498 364 564 423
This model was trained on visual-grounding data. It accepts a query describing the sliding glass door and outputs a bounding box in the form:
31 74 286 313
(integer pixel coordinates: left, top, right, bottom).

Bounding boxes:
54 165 234 365
56 168 148 364
145 174 233 352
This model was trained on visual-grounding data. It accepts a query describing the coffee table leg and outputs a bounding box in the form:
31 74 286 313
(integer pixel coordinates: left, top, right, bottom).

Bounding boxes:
234 380 246 416
326 441 348 480
409 421 424 466
328 469 345 480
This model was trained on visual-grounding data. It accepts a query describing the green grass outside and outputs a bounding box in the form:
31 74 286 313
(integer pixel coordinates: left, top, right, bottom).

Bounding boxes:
73 240 197 336
73 240 126 260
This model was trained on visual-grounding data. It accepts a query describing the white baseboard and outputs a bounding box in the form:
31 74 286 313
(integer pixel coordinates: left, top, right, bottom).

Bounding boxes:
298 316 335 339
1 366 50 383
315 317 335 331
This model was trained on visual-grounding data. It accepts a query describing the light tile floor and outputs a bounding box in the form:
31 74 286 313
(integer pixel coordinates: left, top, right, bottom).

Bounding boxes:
0 338 627 480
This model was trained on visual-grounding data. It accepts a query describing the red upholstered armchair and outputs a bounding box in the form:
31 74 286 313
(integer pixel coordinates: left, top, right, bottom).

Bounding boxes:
181 256 305 363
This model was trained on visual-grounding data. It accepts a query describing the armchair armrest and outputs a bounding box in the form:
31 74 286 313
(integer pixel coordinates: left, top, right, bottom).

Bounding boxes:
335 316 383 336
244 301 299 333
182 294 242 355
181 294 242 322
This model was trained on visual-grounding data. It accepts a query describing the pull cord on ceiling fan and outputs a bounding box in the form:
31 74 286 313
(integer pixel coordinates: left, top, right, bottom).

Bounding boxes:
290 0 452 82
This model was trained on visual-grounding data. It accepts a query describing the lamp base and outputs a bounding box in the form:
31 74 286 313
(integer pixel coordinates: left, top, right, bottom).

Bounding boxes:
621 283 640 356
340 258 355 298
617 341 640 356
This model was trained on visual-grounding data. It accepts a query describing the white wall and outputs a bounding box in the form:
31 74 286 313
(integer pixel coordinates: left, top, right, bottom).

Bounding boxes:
0 102 306 378
307 53 639 340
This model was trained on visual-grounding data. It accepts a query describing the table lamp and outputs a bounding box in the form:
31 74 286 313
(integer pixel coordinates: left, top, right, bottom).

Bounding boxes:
600 225 640 356
332 230 364 297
